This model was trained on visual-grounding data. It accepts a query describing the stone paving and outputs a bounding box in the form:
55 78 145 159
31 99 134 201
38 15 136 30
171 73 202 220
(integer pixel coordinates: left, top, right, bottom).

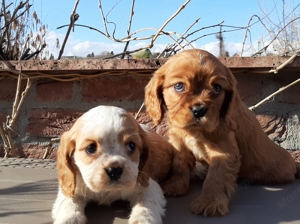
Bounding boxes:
0 158 56 169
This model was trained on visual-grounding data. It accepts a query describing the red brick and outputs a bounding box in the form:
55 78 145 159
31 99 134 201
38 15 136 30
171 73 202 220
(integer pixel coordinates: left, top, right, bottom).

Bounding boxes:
21 144 58 159
0 77 27 102
26 109 83 137
81 75 150 103
36 80 73 102
256 114 287 140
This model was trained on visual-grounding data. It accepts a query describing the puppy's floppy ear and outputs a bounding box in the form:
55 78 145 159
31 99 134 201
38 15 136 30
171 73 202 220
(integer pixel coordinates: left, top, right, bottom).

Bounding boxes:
56 131 77 197
220 90 233 121
220 69 239 131
144 69 165 124
137 127 150 188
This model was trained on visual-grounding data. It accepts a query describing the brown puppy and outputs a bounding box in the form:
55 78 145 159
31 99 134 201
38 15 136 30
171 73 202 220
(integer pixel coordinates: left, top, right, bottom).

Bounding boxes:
145 49 300 217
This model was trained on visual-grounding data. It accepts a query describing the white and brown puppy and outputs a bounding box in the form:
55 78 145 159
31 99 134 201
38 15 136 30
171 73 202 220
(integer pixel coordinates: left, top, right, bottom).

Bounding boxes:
145 49 300 217
52 105 189 224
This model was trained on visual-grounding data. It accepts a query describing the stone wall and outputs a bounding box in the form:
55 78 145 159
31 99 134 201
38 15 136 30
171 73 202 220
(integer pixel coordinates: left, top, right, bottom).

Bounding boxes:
0 57 300 158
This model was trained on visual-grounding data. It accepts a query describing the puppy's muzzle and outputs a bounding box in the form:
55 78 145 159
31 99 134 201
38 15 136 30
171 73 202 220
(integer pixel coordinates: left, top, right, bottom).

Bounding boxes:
105 167 123 181
191 105 207 119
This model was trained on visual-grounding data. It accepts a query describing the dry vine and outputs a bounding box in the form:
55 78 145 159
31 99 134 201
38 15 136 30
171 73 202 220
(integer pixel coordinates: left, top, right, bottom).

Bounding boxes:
0 70 31 158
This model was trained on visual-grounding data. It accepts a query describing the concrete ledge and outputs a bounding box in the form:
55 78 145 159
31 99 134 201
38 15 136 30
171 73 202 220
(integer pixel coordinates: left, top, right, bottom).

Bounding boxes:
1 56 300 74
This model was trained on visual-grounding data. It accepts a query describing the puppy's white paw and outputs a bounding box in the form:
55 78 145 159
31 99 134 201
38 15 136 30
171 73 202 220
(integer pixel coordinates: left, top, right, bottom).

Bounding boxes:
53 212 87 224
129 208 162 224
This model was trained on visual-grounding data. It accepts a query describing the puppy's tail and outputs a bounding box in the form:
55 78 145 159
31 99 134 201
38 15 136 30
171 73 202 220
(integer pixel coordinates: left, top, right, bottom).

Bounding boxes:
295 162 300 179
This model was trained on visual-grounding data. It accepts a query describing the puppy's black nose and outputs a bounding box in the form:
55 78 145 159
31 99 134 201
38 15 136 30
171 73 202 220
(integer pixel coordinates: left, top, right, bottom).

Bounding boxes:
191 105 207 119
106 167 123 181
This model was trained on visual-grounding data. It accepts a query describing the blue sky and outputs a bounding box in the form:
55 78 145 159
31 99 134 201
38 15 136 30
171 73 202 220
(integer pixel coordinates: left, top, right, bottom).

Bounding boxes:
31 0 299 58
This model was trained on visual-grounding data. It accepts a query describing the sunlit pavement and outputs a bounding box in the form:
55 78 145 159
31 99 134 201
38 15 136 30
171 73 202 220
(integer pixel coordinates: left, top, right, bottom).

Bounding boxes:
1 158 300 224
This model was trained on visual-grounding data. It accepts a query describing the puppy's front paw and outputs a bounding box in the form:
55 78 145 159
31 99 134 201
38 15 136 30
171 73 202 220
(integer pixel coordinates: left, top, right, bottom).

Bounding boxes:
129 209 162 224
190 194 229 217
161 176 189 196
53 212 87 224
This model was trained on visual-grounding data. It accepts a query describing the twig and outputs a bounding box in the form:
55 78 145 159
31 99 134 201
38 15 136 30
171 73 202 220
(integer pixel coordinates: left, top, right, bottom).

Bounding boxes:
0 0 31 31
182 21 224 41
135 102 144 120
57 0 80 59
1 71 32 157
249 78 300 111
104 0 122 39
104 30 192 59
43 138 60 159
98 0 110 37
165 17 201 55
0 125 10 157
58 0 194 59
13 77 31 126
149 0 191 48
57 24 107 37
252 16 300 56
269 50 300 73
121 0 135 59
162 31 186 50
241 15 259 57
57 24 158 42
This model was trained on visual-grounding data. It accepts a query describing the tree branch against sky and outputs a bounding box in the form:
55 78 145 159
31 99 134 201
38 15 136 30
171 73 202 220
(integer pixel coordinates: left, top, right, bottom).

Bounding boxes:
0 0 47 60
30 0 300 58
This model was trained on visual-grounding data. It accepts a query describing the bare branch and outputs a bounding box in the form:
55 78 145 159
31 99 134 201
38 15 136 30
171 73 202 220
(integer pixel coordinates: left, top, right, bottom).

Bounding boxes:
241 15 259 57
57 0 80 59
135 101 144 120
149 0 191 48
105 0 122 39
0 0 31 31
183 17 201 37
121 0 135 59
183 21 224 40
98 0 110 37
164 17 200 55
1 71 32 157
252 16 300 56
57 23 107 37
269 49 300 73
249 78 300 111
249 49 300 111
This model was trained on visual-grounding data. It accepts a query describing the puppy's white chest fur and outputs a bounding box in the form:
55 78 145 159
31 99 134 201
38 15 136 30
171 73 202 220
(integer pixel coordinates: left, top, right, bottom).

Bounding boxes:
185 136 205 161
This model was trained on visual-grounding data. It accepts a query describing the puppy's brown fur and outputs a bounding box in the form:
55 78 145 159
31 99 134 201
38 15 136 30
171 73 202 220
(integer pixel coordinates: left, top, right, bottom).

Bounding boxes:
145 49 300 216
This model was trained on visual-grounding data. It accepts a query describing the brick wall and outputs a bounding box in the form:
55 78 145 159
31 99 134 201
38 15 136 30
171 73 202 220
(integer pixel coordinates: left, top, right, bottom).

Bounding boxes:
0 57 300 158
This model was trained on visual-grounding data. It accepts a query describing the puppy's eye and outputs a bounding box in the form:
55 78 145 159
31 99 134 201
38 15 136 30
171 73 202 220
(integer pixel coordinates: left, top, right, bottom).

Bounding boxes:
126 142 136 153
85 144 97 155
174 83 185 92
212 84 222 94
